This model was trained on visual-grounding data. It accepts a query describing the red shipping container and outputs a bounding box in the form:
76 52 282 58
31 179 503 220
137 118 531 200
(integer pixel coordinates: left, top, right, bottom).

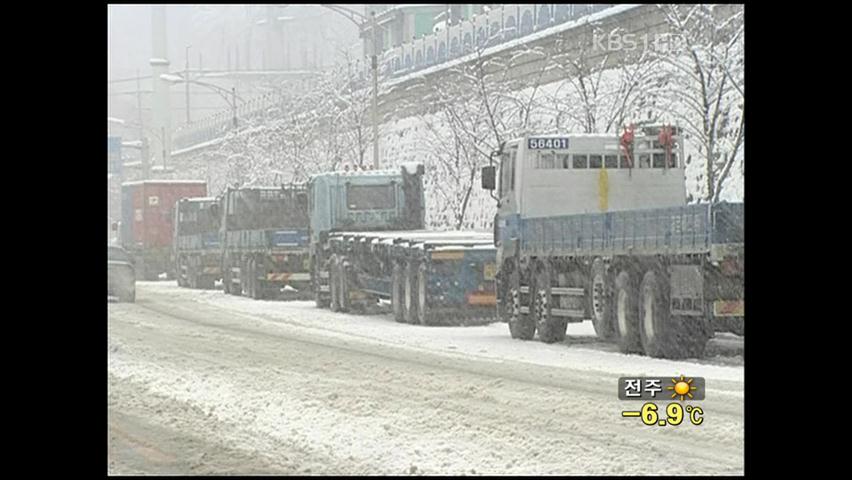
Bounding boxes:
121 180 207 250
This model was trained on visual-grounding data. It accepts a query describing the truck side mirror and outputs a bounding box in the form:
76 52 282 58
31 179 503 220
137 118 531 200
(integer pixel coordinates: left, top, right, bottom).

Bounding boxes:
111 222 118 232
481 165 496 190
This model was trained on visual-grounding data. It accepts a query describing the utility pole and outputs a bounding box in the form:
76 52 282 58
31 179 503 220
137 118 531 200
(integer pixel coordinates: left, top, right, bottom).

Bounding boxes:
371 11 379 170
232 87 237 127
161 126 167 172
183 45 192 125
141 137 150 180
136 69 150 180
185 45 191 125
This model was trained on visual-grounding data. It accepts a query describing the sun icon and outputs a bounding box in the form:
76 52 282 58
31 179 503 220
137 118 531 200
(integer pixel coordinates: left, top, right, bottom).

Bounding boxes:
667 375 697 401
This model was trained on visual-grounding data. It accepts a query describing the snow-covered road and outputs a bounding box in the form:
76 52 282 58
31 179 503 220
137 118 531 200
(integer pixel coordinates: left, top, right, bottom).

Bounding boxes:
108 282 744 475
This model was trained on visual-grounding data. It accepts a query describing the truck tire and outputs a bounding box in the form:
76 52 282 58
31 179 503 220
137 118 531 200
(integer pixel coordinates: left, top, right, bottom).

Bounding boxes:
314 262 330 308
119 288 135 303
639 270 707 359
506 264 535 340
392 263 405 322
329 256 341 312
535 265 567 343
247 258 256 299
222 257 232 294
199 276 215 290
614 270 643 354
140 259 158 281
417 263 434 326
188 260 198 289
404 261 419 324
176 257 185 287
232 259 244 296
251 258 262 299
589 258 615 341
339 258 351 313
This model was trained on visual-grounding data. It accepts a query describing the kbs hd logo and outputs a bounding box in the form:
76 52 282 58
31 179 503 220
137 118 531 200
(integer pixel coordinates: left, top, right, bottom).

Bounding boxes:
619 375 705 427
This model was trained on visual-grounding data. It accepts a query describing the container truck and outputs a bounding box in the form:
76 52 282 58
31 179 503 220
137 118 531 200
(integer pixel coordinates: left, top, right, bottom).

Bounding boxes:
309 163 498 325
119 180 207 280
218 184 312 299
480 126 744 358
173 197 221 289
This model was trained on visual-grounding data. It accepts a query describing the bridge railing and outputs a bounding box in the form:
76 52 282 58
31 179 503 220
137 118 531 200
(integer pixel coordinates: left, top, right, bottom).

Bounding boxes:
382 4 615 79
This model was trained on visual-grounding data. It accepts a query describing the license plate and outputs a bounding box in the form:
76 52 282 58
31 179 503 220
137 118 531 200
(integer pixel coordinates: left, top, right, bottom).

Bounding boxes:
483 263 497 280
713 300 744 317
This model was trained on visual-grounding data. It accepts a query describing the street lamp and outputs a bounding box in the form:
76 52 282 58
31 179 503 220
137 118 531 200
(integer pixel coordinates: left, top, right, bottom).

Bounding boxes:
159 74 244 128
185 44 192 125
295 4 384 170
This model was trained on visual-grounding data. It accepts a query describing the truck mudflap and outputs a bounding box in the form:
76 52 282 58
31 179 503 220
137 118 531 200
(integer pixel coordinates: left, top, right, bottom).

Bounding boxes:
713 300 744 317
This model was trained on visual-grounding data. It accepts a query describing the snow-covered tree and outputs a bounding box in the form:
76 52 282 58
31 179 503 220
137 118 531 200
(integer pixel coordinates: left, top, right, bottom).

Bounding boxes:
655 4 744 202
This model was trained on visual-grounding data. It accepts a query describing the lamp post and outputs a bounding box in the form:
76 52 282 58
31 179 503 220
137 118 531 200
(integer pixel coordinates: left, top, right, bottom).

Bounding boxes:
185 45 191 125
160 73 244 129
308 4 385 170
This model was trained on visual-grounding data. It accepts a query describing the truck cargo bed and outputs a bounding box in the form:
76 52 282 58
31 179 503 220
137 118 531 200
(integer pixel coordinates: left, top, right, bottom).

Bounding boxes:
521 202 743 257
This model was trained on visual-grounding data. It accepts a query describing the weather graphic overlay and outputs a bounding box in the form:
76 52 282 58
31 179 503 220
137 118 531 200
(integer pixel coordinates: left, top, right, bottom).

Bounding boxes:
667 375 698 401
619 375 705 427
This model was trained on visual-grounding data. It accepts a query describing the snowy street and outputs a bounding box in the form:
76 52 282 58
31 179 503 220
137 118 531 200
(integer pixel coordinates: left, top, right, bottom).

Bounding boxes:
108 282 744 475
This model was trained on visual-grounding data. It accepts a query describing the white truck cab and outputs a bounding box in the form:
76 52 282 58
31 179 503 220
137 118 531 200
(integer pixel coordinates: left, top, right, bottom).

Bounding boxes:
484 127 687 220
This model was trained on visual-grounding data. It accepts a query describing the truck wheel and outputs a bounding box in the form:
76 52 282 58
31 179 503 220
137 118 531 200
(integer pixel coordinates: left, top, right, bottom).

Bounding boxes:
339 258 351 313
639 270 708 359
248 258 263 300
417 263 434 326
314 264 330 308
614 270 643 354
246 258 255 298
392 263 405 322
199 276 215 290
176 257 185 287
141 259 158 281
119 288 136 303
589 258 615 341
404 261 419 324
222 257 232 294
640 270 709 358
506 265 535 340
188 261 198 289
535 265 566 343
329 256 341 312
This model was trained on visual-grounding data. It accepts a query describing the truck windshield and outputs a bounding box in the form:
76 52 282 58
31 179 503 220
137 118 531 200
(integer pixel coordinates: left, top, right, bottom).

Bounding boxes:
346 184 396 210
231 189 309 230
178 203 219 235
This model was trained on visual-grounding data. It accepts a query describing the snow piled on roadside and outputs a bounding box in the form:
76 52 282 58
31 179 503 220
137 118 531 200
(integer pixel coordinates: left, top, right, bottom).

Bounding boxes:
141 282 744 386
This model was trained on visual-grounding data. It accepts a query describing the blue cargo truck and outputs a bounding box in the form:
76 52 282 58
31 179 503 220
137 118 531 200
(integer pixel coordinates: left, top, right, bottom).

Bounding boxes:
481 126 744 358
217 185 312 299
309 164 498 325
173 197 221 289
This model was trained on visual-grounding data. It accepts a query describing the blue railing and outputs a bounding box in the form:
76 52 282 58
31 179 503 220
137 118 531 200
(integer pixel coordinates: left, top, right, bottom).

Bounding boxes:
380 4 615 79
